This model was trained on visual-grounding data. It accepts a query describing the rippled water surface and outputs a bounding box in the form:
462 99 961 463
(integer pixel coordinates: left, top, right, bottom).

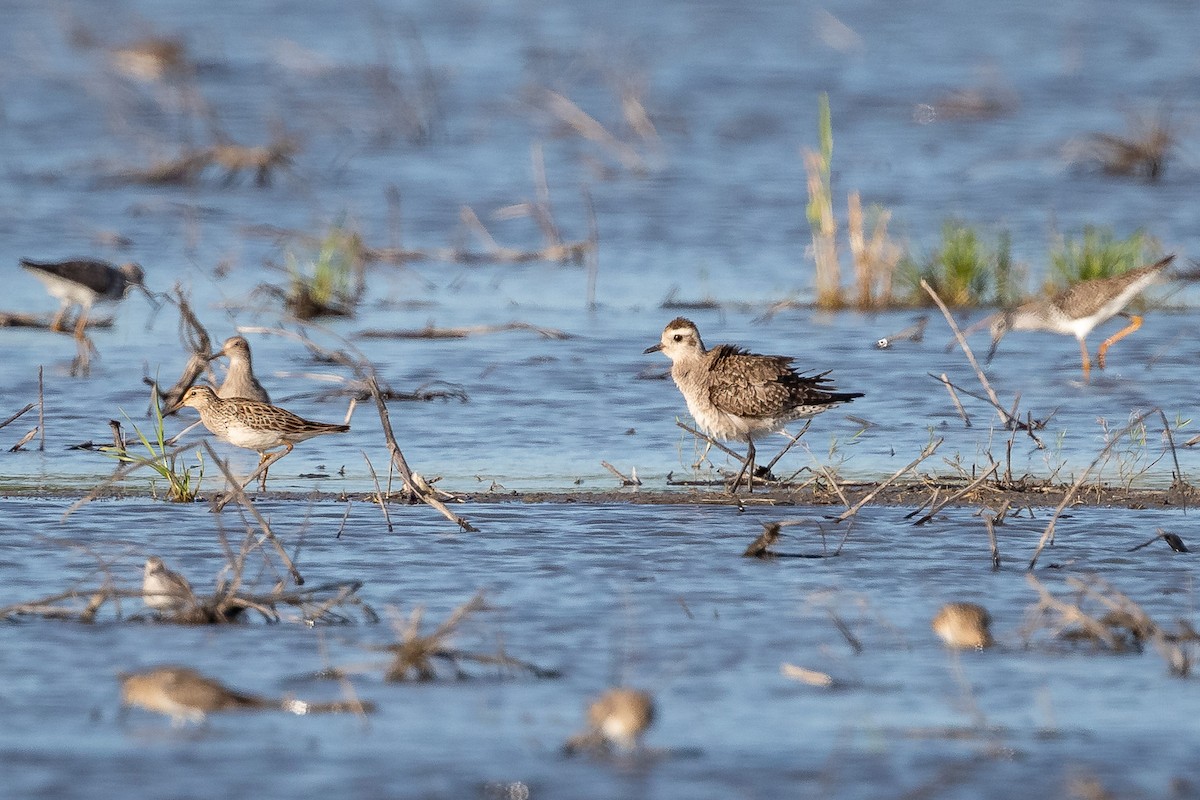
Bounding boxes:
3 500 1200 799
3 0 1200 797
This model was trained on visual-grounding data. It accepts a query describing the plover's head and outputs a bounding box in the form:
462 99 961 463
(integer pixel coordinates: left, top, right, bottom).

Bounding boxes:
644 317 705 361
144 556 166 576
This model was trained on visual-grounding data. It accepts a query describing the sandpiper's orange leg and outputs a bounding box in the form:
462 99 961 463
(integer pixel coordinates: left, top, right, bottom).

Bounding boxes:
1078 338 1091 381
1097 314 1143 370
50 304 70 333
73 309 89 341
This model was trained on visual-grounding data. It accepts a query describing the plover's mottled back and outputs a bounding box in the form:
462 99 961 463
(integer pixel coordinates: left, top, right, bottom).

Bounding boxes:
20 257 148 337
645 317 862 490
988 255 1173 379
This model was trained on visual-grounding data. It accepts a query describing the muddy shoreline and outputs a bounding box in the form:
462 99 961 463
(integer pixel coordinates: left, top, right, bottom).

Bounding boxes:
5 479 1194 511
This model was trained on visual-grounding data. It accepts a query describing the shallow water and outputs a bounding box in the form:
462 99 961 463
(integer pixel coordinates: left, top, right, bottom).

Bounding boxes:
3 500 1198 798
2 0 1200 797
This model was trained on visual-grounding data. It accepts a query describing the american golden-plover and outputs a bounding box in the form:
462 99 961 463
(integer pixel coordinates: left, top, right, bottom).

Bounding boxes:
212 335 271 403
178 385 348 491
565 687 656 754
988 255 1174 379
645 317 863 491
119 666 372 725
932 602 994 650
141 556 195 612
20 257 151 339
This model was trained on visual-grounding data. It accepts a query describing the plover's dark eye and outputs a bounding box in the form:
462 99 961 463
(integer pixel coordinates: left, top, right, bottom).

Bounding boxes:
673 334 683 342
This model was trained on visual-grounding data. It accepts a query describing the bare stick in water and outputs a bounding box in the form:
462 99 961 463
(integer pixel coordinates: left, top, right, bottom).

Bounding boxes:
204 441 304 586
921 280 1012 427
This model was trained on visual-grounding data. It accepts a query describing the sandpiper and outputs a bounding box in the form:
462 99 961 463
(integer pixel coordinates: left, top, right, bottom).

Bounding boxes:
109 37 187 82
987 255 1174 379
178 385 348 488
142 556 195 612
564 687 656 754
20 257 151 339
645 317 863 491
932 602 994 650
212 335 271 403
120 666 373 725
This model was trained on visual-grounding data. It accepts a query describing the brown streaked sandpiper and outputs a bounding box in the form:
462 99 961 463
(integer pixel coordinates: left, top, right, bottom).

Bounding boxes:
178 385 348 490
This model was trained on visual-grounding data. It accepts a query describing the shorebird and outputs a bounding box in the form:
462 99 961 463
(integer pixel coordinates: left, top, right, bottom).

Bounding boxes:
178 385 349 490
120 666 373 725
109 37 187 82
645 317 863 491
564 687 656 755
20 257 151 339
212 335 271 403
932 602 994 650
987 255 1174 380
141 556 195 612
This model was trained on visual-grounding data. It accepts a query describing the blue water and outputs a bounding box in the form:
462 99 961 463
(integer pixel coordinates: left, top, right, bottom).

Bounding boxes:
2 0 1200 796
2 500 1198 799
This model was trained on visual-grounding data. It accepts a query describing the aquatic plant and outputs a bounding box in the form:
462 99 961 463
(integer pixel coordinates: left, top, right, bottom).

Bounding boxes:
285 218 365 319
1047 226 1157 289
382 592 559 681
1087 108 1174 182
901 220 1012 307
804 92 840 309
847 192 903 309
102 391 203 503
